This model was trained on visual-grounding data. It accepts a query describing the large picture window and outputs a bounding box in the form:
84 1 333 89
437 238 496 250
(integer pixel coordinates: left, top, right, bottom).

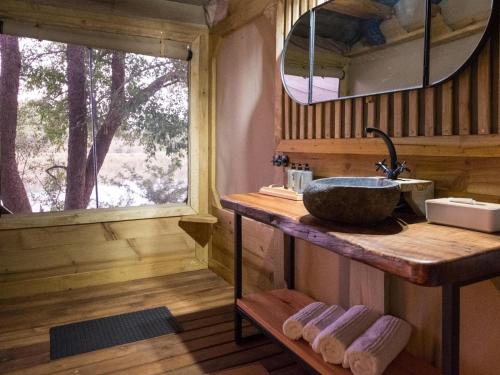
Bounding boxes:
0 35 189 214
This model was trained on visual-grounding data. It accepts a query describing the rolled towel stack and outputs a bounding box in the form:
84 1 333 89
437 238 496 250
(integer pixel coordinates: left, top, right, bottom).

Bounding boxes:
343 315 412 375
282 302 328 340
312 305 380 364
303 305 346 344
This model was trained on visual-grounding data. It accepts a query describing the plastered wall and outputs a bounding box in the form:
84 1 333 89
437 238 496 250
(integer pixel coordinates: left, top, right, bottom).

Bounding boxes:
215 15 278 196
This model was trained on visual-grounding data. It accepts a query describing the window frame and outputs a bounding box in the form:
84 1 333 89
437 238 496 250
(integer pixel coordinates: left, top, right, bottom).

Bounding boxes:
0 17 209 230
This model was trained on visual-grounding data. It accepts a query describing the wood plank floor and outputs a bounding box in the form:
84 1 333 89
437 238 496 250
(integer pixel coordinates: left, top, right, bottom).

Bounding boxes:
0 270 306 375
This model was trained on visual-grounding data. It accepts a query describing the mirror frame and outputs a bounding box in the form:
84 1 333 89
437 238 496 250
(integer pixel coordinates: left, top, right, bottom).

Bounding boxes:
281 10 314 105
281 0 499 104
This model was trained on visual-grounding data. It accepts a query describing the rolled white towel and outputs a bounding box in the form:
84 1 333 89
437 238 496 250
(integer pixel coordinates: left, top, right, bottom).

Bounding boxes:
303 305 346 344
312 305 380 364
282 302 328 340
343 315 412 375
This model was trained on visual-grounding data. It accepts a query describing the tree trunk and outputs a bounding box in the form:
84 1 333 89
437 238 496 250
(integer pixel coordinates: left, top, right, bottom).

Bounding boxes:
64 45 88 210
83 52 125 207
0 35 32 213
80 53 183 208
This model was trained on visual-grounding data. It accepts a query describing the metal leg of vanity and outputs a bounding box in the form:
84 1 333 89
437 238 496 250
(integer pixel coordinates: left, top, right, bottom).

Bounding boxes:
233 213 321 373
442 271 500 375
442 283 460 375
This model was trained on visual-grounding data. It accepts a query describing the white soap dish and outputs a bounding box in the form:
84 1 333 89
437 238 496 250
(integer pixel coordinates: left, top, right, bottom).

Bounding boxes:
426 198 500 233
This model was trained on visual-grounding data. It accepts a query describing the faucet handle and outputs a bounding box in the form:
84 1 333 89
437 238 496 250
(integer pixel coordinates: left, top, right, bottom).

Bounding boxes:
392 161 410 179
398 161 410 173
375 159 387 172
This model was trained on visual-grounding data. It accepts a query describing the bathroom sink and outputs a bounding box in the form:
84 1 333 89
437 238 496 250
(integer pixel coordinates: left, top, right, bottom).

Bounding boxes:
303 177 401 225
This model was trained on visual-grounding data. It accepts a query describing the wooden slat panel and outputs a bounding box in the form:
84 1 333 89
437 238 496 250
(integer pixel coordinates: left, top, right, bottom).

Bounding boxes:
425 88 435 137
299 104 307 139
315 104 324 139
334 101 342 138
324 101 332 138
344 99 352 138
291 100 299 139
441 81 454 136
459 67 472 135
355 97 364 138
393 92 404 137
379 94 389 134
366 96 376 128
408 90 419 137
284 0 293 35
292 0 300 22
478 41 491 135
284 93 291 139
299 0 307 15
307 106 315 139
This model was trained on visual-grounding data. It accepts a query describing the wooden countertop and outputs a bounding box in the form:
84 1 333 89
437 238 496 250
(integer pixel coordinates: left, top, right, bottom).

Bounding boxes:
221 193 500 286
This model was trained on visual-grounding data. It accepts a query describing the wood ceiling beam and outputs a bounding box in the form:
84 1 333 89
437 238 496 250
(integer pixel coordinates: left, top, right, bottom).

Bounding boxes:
0 0 207 43
1 0 208 26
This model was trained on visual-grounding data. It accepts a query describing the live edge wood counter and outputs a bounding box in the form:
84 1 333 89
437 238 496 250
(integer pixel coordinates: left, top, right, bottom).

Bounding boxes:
221 193 500 287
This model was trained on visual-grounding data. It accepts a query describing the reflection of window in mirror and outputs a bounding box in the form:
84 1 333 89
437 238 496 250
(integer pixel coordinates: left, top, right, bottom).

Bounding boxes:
429 0 492 84
283 13 311 104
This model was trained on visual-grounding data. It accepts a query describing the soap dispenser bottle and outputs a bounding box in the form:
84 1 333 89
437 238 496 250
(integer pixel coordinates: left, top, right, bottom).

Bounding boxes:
287 164 296 191
297 164 313 194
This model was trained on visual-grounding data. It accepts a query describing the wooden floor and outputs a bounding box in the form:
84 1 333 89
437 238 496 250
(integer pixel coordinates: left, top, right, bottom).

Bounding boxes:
0 270 305 375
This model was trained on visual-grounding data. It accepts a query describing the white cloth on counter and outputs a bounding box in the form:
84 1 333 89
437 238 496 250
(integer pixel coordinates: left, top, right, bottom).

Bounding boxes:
282 302 328 340
312 305 380 364
302 305 346 344
343 315 412 375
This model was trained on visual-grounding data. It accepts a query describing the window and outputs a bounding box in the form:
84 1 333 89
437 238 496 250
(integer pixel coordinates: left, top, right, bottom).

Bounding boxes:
0 35 189 214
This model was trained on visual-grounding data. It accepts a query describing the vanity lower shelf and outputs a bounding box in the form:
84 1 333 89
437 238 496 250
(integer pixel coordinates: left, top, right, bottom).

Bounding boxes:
237 289 439 375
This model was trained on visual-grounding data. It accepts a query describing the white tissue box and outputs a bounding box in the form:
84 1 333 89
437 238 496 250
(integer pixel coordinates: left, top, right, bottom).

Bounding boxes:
426 198 500 233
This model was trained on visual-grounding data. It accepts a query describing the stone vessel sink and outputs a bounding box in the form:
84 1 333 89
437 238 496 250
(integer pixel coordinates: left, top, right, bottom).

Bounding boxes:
303 177 401 225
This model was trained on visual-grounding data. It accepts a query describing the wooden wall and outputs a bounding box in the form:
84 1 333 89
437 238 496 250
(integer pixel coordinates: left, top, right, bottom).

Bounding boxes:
209 1 500 372
0 217 208 298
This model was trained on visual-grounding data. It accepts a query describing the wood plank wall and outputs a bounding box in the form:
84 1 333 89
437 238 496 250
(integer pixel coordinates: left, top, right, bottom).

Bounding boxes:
281 0 499 140
0 218 206 298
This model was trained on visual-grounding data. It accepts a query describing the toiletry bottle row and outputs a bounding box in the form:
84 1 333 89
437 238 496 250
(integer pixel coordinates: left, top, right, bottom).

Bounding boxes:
288 164 313 194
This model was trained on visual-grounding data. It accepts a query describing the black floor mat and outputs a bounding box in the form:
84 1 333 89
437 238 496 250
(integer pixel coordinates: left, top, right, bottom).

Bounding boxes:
50 307 182 360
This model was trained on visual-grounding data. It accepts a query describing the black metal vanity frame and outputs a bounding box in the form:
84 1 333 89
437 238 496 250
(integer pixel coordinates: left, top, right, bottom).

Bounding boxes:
232 211 500 375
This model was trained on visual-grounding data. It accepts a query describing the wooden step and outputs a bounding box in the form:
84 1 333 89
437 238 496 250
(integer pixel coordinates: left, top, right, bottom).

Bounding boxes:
237 289 440 375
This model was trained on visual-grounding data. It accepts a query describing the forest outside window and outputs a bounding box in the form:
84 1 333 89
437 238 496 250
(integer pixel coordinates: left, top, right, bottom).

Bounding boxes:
0 34 189 214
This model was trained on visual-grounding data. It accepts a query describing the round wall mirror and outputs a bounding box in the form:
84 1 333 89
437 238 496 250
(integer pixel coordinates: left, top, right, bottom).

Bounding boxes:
282 11 312 105
281 0 497 104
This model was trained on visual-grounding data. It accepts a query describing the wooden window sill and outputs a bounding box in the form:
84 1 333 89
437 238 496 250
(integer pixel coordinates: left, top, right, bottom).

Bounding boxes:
0 204 196 230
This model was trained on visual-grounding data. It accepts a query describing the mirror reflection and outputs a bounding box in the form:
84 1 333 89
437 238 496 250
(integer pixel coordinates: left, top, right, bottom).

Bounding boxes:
429 0 493 84
312 0 425 102
282 12 311 104
281 0 495 104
